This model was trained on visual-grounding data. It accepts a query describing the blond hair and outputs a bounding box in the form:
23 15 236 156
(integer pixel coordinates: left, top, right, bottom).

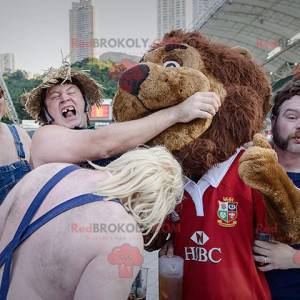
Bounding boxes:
91 146 184 246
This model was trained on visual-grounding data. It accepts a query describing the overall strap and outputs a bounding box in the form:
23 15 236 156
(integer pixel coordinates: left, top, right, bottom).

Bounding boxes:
16 194 107 247
7 125 26 159
0 164 79 300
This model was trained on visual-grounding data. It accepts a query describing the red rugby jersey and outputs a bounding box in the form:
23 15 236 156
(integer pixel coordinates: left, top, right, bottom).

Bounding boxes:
172 150 271 300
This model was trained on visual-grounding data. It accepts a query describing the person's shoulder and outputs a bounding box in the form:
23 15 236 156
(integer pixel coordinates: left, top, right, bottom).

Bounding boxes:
70 199 144 252
92 199 134 224
12 124 29 138
82 199 142 235
10 125 32 153
32 125 68 143
33 162 75 173
34 124 65 135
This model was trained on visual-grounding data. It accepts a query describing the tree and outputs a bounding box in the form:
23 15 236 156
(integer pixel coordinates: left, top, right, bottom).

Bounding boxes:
72 58 118 99
4 71 42 121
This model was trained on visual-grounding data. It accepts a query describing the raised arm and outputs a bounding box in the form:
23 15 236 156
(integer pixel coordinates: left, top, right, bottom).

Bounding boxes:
31 92 220 167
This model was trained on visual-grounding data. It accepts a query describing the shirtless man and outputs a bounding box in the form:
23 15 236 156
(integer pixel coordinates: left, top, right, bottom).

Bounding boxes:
21 66 220 168
0 87 31 203
0 146 183 299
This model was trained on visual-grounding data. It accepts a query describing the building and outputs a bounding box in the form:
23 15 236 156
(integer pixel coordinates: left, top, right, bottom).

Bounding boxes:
69 0 94 64
191 0 300 80
193 0 210 27
0 53 15 74
157 0 186 39
192 0 225 29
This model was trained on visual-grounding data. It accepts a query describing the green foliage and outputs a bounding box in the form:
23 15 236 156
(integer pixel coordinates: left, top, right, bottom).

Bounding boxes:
72 58 118 99
1 116 12 124
3 70 42 120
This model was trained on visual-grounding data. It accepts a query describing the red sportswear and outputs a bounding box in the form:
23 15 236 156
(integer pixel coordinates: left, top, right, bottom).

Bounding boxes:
172 150 271 300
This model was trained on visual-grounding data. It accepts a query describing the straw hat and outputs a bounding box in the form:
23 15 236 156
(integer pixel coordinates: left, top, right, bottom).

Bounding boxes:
21 65 103 124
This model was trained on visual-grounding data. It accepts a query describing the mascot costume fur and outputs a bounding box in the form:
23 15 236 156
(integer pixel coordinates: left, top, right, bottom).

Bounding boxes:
112 30 299 300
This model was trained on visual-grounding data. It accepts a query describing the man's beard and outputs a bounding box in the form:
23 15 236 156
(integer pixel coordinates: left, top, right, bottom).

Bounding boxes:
272 123 289 150
272 121 300 151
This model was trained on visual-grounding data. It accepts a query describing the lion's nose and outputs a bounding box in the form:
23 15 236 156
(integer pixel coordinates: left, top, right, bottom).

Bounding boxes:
119 64 150 96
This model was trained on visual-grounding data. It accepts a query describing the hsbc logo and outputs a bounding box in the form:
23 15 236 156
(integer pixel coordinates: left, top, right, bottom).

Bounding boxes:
190 231 209 245
185 231 222 264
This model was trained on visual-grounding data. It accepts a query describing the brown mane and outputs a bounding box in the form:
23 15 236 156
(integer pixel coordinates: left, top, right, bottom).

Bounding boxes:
156 30 272 178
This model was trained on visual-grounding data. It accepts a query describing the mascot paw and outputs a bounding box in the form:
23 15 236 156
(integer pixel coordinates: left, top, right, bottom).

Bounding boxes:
239 134 278 190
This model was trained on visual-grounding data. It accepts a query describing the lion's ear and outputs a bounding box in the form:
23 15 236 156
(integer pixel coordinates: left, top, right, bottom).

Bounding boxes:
232 46 253 60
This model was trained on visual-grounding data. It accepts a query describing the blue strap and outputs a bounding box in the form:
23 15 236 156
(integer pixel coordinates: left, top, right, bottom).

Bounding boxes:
1 256 12 299
13 194 106 249
7 125 26 159
0 164 79 299
0 164 79 264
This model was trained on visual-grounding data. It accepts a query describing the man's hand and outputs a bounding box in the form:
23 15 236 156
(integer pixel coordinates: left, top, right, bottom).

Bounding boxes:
253 240 300 271
159 239 175 257
172 92 221 123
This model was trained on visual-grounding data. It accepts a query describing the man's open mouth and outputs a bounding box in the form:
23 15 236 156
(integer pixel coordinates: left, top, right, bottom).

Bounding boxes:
61 105 76 119
293 137 300 143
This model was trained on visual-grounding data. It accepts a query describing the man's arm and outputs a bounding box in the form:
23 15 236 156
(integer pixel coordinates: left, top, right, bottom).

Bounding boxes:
31 92 220 167
253 240 300 271
73 253 141 300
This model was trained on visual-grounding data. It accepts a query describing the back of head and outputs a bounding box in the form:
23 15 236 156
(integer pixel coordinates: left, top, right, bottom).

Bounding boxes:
92 146 184 246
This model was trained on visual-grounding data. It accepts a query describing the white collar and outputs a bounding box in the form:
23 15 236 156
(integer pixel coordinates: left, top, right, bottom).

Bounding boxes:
199 147 244 188
184 148 243 216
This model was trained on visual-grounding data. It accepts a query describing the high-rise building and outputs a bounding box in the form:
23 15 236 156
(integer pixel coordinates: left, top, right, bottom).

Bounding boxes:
69 0 94 64
0 53 15 74
192 0 225 28
157 0 186 39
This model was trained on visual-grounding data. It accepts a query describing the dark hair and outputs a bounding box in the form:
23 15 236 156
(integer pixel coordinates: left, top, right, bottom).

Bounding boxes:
0 87 4 98
272 79 300 117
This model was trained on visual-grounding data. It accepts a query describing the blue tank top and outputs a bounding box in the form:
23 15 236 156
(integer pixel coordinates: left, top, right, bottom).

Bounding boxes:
0 124 31 204
265 172 300 300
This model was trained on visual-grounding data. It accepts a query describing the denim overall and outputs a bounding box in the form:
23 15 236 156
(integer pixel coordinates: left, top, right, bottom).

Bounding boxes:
0 165 120 300
0 125 31 204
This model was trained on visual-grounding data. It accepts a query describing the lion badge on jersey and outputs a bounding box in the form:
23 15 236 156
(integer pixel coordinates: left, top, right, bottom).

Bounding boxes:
217 197 238 227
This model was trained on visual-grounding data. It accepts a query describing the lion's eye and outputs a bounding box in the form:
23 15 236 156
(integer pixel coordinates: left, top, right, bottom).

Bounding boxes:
163 60 181 68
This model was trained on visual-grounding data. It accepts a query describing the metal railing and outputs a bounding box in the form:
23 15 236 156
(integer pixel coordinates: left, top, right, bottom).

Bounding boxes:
0 72 19 124
189 0 226 31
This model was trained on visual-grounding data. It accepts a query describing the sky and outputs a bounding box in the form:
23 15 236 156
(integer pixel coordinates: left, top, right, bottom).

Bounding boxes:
0 0 161 74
